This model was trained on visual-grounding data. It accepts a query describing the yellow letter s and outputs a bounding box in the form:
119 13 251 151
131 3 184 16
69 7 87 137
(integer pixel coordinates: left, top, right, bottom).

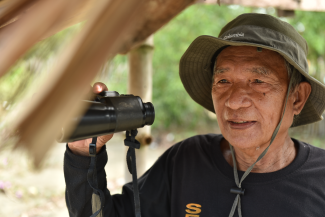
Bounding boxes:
185 203 202 214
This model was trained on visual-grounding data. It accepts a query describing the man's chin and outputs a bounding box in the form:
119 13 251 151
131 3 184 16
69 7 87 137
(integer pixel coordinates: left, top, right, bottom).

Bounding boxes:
222 130 262 149
227 139 259 150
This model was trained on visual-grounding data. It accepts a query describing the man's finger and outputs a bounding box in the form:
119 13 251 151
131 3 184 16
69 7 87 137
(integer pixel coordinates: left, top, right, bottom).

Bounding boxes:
93 82 108 94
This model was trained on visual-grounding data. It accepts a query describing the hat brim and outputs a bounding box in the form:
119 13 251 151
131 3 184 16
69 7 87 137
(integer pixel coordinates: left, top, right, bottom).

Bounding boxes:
179 35 325 127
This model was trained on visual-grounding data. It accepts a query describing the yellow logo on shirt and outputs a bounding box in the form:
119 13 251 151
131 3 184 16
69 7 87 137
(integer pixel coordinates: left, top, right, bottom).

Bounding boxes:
185 203 202 217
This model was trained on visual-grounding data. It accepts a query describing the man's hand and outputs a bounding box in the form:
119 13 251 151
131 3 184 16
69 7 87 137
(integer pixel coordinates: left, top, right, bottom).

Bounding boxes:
68 82 114 156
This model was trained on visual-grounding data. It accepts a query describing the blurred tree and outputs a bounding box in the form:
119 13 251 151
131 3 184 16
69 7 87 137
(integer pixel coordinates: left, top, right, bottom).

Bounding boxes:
287 11 325 82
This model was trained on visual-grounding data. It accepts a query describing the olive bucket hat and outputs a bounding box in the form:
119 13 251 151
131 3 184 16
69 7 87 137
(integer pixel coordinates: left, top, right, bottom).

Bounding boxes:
179 13 325 127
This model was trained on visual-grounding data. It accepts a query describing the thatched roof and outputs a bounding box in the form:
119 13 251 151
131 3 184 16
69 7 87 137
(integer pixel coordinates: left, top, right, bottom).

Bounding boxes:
0 0 195 165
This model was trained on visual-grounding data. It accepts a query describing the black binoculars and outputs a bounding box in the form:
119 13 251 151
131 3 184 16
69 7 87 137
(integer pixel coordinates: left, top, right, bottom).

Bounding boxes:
57 91 155 142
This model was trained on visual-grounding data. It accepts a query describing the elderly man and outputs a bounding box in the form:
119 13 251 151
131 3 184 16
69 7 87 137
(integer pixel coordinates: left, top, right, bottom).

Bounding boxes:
64 13 325 217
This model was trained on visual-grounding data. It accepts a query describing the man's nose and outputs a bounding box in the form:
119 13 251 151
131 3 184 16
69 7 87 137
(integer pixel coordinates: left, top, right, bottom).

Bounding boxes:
225 84 252 110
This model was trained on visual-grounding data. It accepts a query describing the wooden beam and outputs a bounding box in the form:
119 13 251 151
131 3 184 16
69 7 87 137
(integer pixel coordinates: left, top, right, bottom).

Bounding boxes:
277 9 295 17
0 0 195 54
197 0 325 12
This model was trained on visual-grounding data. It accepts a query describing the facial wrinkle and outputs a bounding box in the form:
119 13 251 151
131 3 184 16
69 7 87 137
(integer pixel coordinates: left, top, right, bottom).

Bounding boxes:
245 67 270 76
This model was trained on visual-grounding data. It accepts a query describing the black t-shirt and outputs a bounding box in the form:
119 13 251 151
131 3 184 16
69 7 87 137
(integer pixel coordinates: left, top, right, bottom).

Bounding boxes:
64 134 325 217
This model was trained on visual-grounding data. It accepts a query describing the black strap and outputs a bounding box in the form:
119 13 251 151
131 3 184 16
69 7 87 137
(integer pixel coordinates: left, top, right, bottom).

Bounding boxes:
87 131 142 217
87 137 105 217
124 129 142 217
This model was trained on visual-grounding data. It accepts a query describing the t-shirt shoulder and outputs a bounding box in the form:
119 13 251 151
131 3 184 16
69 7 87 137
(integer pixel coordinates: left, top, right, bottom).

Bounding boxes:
301 140 325 166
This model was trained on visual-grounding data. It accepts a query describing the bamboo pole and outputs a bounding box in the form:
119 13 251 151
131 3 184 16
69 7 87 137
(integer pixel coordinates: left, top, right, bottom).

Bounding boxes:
125 35 154 181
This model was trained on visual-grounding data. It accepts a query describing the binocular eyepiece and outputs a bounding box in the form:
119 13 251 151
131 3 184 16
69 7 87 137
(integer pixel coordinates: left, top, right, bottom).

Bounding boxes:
58 91 155 142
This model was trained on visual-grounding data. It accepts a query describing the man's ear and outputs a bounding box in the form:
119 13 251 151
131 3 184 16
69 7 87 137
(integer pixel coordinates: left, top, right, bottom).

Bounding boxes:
292 81 312 115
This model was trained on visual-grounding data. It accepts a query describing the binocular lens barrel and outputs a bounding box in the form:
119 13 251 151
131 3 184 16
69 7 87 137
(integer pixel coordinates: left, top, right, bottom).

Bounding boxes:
58 92 155 142
143 102 155 125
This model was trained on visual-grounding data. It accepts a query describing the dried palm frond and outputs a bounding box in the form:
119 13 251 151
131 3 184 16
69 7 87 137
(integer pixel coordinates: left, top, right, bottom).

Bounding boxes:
0 0 196 166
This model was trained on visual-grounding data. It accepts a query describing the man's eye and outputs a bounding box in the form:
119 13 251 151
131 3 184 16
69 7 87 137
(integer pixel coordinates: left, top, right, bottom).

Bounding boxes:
253 79 264 83
218 79 228 83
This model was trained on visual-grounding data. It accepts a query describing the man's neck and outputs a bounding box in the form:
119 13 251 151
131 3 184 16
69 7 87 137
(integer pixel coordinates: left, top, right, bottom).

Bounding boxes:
221 135 297 173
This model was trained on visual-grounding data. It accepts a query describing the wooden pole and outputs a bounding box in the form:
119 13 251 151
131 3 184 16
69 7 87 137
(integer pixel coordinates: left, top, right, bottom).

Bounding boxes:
125 35 154 182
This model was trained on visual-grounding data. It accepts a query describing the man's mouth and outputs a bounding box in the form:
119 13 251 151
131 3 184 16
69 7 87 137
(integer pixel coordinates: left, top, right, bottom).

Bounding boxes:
231 121 250 124
227 120 257 129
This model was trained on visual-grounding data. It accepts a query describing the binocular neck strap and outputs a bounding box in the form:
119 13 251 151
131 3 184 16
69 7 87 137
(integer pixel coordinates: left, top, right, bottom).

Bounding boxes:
124 129 142 217
87 130 142 217
87 137 105 217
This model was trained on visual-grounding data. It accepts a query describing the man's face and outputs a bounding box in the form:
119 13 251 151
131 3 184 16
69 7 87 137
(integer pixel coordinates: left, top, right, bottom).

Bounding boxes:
212 46 294 149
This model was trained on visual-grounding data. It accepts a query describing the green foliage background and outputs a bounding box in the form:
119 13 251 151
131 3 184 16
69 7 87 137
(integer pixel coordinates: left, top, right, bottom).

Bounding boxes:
1 5 325 135
104 5 325 133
